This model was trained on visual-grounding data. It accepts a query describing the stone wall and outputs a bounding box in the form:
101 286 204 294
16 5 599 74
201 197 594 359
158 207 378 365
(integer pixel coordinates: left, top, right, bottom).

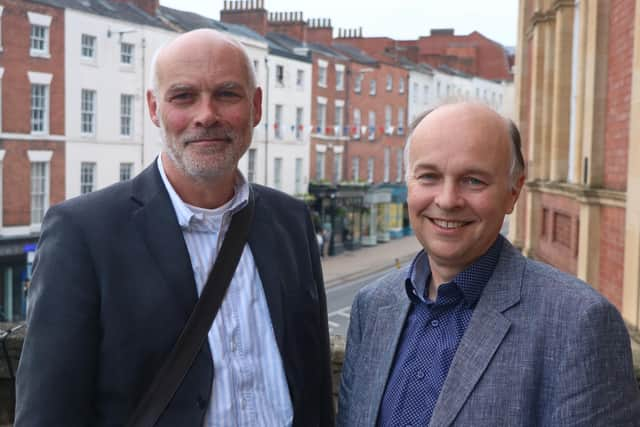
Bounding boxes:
1 325 639 425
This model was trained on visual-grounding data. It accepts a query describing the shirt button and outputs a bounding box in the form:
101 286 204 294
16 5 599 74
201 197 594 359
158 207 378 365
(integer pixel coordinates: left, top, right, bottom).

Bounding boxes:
416 370 425 380
431 319 439 327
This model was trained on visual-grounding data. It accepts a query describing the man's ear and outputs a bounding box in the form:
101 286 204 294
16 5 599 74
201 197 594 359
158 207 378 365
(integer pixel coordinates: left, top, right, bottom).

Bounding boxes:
146 89 160 127
506 173 526 214
252 87 263 127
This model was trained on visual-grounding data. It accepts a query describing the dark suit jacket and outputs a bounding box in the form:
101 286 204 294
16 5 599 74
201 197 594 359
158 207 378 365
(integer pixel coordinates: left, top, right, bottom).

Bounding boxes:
16 162 334 427
338 239 640 426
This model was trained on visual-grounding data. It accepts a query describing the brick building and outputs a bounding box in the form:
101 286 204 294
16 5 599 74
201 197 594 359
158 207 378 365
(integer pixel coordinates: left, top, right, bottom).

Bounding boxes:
337 28 514 82
511 0 640 328
220 1 412 252
0 0 65 321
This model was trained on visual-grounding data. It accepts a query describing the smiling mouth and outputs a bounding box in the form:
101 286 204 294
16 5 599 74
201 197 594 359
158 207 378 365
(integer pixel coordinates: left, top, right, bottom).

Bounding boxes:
430 218 471 229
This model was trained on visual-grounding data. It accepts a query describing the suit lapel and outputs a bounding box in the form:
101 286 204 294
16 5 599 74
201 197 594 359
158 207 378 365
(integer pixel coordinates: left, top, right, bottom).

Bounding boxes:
131 162 198 319
247 189 286 352
365 283 411 425
429 241 525 427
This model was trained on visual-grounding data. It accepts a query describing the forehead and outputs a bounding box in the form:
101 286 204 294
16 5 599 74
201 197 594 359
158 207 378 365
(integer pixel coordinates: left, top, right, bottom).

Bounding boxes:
410 105 511 172
156 38 250 90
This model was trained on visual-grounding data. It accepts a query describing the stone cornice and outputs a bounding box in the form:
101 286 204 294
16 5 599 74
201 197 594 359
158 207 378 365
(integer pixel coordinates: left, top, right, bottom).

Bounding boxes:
525 180 626 208
551 0 575 13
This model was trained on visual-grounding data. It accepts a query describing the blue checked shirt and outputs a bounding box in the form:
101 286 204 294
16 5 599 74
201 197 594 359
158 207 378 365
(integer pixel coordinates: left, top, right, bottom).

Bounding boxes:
158 157 293 427
378 236 503 427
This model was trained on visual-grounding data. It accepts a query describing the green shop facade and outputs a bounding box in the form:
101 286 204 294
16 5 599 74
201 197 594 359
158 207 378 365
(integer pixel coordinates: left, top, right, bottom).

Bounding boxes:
308 182 409 256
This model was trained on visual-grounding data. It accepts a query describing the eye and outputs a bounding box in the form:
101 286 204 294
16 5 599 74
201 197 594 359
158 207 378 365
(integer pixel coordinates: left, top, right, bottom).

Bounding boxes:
415 172 439 184
169 92 194 103
217 89 242 100
461 176 486 187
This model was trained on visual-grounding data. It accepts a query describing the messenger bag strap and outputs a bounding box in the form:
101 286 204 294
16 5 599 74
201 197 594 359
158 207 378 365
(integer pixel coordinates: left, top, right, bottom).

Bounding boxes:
126 189 255 427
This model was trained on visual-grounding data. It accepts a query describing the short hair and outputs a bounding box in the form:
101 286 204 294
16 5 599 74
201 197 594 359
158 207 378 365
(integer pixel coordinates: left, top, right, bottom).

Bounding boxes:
148 30 257 96
403 107 526 190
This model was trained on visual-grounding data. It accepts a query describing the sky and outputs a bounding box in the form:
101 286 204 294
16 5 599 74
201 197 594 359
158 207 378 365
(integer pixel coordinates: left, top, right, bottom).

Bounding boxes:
159 0 519 47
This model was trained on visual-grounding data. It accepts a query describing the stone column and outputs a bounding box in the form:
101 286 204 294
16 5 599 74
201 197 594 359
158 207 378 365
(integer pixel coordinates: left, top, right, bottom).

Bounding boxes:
623 0 640 327
569 0 588 184
523 5 549 257
577 199 600 288
540 10 555 181
581 0 609 188
549 1 575 182
509 0 531 247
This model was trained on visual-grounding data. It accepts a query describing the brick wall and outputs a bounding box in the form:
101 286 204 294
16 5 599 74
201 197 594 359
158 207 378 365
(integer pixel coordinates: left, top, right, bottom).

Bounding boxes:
0 0 65 135
536 193 580 275
1 141 65 226
603 0 635 191
347 62 407 183
599 206 626 310
0 0 66 227
309 52 347 183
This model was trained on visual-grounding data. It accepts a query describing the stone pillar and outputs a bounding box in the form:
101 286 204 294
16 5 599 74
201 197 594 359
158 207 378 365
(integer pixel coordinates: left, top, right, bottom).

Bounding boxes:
509 0 531 247
569 1 588 184
540 12 555 181
523 188 541 258
623 0 640 327
549 1 575 181
581 0 609 187
527 11 547 182
523 5 549 257
577 199 600 288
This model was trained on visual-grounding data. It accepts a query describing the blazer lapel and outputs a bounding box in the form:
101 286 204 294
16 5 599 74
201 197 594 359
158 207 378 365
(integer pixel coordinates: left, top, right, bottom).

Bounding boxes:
365 284 411 425
429 241 525 427
247 189 286 352
130 162 198 319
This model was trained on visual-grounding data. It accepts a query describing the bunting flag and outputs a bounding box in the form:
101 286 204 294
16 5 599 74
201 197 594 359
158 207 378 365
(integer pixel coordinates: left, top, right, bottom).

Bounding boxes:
361 125 368 135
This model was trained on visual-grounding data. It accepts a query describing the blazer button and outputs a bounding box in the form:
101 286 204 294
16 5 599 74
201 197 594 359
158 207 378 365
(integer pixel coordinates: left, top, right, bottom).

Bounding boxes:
197 395 208 410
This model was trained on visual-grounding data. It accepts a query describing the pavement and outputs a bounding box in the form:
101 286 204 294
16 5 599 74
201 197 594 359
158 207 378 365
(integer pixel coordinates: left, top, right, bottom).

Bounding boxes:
321 235 423 288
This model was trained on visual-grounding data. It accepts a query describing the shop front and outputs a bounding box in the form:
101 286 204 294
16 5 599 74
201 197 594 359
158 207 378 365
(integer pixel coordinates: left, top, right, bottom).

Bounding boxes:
377 183 409 238
308 183 366 256
0 238 37 322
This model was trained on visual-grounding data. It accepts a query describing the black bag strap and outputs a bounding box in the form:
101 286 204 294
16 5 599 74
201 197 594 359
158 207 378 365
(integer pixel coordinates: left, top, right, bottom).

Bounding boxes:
126 189 255 427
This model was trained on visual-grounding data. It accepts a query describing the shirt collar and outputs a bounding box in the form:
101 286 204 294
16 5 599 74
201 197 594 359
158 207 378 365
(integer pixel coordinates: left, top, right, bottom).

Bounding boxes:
405 234 504 307
156 155 250 230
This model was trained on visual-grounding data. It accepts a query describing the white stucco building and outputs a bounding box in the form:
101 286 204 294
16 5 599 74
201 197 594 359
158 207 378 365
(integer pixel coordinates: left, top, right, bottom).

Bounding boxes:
407 63 514 126
237 43 312 195
64 5 175 199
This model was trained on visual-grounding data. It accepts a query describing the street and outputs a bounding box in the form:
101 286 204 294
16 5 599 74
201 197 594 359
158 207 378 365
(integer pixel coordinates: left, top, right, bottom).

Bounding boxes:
326 268 395 336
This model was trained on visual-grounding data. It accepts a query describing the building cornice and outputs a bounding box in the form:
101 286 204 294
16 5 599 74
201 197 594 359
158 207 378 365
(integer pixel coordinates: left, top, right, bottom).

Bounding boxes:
526 180 626 208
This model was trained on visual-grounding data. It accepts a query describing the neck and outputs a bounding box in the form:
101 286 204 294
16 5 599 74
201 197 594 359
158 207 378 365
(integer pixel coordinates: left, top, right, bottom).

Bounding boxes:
161 152 236 209
427 261 461 300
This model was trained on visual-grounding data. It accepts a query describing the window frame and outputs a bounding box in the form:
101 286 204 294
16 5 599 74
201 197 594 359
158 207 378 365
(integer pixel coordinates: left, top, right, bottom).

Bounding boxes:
80 162 96 194
81 89 97 136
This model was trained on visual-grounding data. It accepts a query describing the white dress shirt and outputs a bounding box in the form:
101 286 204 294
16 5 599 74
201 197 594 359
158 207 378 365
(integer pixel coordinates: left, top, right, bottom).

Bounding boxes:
157 157 293 427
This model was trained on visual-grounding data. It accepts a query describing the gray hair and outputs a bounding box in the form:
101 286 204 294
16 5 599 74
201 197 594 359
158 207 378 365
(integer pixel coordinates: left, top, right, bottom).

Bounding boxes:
403 107 525 190
148 30 257 96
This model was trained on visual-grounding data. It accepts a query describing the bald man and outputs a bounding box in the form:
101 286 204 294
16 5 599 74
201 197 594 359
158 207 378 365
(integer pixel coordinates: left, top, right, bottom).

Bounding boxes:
16 30 334 427
337 103 640 426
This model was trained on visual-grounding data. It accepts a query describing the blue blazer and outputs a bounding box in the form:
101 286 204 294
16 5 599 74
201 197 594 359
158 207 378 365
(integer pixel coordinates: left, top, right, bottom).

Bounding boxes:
338 239 640 426
16 162 334 427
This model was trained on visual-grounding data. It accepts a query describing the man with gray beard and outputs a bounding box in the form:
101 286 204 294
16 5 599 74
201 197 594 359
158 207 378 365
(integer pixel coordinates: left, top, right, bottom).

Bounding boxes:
16 29 334 427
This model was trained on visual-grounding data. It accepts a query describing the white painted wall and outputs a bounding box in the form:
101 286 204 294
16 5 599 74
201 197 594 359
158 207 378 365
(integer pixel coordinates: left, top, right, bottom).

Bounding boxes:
237 51 312 196
64 9 175 198
408 68 514 124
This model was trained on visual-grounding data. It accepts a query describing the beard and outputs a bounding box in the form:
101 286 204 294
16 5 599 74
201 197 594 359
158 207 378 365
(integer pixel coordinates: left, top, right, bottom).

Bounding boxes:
159 113 253 182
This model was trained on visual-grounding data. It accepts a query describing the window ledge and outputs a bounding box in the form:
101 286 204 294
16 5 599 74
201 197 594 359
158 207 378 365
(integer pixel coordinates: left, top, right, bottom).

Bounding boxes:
30 50 50 59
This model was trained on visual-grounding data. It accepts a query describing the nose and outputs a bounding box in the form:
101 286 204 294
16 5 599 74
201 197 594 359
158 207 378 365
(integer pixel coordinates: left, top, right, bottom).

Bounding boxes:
434 180 463 210
194 96 218 128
